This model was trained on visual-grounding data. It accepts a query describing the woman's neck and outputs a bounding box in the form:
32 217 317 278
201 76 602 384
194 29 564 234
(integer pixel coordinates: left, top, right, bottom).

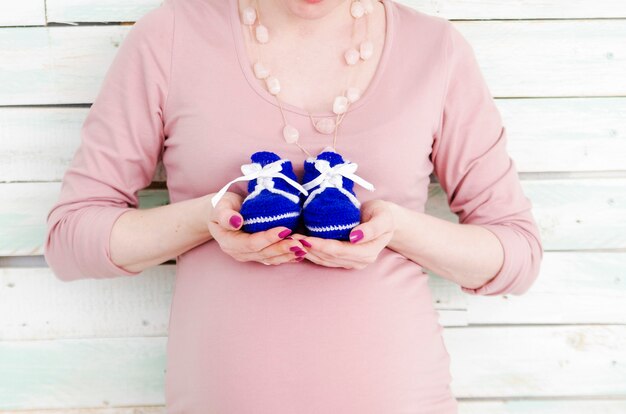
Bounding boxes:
244 0 356 41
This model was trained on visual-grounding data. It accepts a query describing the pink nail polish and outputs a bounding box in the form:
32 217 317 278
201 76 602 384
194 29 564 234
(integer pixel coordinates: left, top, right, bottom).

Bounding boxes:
295 256 305 262
229 215 242 229
349 229 364 244
299 239 312 248
278 229 292 239
290 246 302 252
295 250 307 257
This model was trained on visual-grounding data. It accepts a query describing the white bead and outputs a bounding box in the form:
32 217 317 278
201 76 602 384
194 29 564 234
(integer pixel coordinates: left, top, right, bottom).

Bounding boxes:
283 124 299 143
253 61 270 79
266 76 280 95
333 95 349 114
315 118 336 134
242 6 257 25
350 1 365 18
346 87 361 103
344 48 360 65
360 40 373 60
361 0 374 14
255 24 269 43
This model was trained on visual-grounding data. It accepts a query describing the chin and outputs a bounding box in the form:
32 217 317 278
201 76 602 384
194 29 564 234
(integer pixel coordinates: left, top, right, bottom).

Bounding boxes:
279 0 347 19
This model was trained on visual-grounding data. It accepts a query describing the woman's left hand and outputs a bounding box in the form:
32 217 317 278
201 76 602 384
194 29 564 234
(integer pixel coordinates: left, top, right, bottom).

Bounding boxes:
290 199 398 269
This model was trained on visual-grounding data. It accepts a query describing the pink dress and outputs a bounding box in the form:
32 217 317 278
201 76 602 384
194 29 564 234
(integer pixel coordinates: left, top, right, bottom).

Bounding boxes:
44 0 544 412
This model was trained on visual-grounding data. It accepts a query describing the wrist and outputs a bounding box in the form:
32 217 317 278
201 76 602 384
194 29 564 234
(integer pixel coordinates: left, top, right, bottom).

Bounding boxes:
386 202 424 252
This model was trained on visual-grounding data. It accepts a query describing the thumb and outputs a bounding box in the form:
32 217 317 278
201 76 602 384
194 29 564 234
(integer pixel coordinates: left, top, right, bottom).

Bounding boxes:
210 194 244 231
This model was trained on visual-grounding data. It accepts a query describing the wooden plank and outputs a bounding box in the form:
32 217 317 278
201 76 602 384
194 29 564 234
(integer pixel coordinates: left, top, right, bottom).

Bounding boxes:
445 326 626 398
46 0 161 24
0 0 45 27
0 266 466 341
2 99 625 182
2 401 626 414
1 21 625 105
0 326 623 408
454 20 626 97
467 252 626 325
1 178 625 256
404 0 626 19
458 399 626 414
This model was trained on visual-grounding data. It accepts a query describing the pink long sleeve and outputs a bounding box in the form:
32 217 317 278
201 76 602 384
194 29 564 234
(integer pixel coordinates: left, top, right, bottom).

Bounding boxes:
43 0 175 282
430 23 544 296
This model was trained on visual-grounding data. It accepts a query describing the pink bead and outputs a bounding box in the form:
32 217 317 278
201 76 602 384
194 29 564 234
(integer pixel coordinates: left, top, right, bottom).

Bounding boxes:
255 24 269 43
361 0 374 14
242 6 256 25
266 76 280 95
314 118 336 134
333 96 348 114
346 87 361 103
360 40 373 60
253 61 269 79
350 1 365 18
344 48 360 65
283 124 299 143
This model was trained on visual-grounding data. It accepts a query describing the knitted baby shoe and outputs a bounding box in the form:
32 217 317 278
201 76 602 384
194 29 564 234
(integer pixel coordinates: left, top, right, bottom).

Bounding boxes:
211 151 309 233
301 147 375 240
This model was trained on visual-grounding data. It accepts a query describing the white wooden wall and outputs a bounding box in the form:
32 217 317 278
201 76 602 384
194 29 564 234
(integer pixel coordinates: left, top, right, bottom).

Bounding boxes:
1 0 625 412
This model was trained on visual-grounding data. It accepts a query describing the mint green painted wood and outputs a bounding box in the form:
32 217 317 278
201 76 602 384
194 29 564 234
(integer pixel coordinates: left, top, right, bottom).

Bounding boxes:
2 21 626 105
458 400 626 414
0 337 166 410
0 326 624 408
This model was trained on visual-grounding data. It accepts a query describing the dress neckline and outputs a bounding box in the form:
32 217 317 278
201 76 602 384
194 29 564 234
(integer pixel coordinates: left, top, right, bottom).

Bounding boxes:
228 0 395 118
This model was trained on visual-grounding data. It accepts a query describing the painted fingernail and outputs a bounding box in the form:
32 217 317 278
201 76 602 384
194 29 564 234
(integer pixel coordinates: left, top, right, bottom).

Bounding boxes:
290 246 302 252
299 239 312 248
229 215 242 229
285 236 294 240
278 229 292 239
295 256 305 262
295 250 307 257
349 229 364 244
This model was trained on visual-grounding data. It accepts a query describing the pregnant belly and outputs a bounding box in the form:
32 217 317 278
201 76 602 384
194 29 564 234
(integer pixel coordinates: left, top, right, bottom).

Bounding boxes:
165 243 458 414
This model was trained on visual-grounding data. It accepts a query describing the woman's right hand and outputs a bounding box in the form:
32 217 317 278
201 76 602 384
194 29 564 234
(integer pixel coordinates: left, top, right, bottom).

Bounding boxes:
205 191 308 265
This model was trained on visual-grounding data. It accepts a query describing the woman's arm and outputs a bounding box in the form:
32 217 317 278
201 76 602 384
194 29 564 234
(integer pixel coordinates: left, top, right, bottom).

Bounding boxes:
387 204 503 290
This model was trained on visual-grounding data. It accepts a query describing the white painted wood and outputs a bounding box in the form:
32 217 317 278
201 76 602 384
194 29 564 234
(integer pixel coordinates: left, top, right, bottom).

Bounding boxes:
0 108 167 183
1 21 625 105
2 401 626 414
445 326 626 398
403 0 626 19
0 266 465 341
46 0 161 24
0 326 623 408
0 0 45 27
458 399 626 414
2 99 624 182
2 178 625 256
468 252 626 324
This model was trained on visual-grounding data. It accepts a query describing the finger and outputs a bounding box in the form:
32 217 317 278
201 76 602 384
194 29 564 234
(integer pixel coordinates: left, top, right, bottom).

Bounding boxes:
243 226 294 252
303 250 360 269
213 206 244 231
260 250 306 266
349 206 394 244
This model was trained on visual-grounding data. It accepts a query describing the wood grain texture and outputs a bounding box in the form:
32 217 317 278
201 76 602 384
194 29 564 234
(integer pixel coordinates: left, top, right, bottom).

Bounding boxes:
2 99 625 183
46 0 161 24
1 20 625 105
0 326 623 408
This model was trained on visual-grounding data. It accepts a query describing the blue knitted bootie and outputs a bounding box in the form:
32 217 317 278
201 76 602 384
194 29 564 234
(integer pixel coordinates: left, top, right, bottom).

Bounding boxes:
211 151 309 233
301 147 375 240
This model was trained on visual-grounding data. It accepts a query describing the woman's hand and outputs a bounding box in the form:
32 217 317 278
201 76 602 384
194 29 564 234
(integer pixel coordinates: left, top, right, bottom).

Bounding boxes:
290 199 397 269
206 191 308 265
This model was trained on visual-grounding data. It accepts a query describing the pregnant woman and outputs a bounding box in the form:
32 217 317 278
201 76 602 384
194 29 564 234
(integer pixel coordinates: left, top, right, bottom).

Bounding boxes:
44 0 544 412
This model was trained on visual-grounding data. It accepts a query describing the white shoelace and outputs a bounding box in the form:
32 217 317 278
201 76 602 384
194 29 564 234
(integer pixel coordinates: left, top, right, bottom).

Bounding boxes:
302 159 375 209
211 159 309 208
